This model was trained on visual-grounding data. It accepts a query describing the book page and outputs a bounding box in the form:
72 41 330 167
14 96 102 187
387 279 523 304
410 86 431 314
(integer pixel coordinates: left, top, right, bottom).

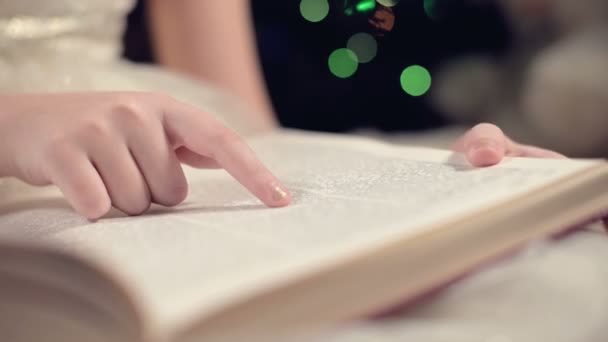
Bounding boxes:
0 130 599 337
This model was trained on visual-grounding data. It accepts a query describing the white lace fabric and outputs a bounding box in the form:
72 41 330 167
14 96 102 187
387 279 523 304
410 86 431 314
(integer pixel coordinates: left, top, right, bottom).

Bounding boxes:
0 0 132 64
0 0 256 134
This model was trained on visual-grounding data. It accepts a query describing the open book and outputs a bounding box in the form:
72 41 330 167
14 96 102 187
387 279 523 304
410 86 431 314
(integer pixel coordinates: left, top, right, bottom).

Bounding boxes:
1 130 606 342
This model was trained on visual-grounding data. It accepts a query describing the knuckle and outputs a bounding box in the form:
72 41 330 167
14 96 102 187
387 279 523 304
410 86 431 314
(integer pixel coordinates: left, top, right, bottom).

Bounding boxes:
210 127 240 149
137 91 175 107
44 136 73 163
110 93 151 127
149 91 174 104
112 93 142 112
80 118 113 140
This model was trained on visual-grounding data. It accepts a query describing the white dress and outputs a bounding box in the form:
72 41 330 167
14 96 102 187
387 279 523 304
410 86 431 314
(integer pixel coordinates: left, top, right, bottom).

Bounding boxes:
0 0 257 135
1 1 607 341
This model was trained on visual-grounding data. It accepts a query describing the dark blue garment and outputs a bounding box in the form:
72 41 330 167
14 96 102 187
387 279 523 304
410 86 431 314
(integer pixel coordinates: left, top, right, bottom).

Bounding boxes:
124 0 511 133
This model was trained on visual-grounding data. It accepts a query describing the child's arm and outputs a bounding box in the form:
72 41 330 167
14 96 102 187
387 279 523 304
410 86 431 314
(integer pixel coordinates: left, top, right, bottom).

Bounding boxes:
147 0 276 131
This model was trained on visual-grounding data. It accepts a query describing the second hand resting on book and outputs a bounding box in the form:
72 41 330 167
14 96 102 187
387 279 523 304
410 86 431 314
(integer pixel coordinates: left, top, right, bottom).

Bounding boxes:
0 93 565 219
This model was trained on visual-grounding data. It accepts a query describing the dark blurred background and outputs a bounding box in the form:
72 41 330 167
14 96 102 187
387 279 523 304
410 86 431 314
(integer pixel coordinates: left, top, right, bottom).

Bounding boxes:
124 0 512 134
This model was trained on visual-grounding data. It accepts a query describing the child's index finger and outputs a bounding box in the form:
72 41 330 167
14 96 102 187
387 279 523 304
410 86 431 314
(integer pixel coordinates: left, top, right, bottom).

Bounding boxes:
161 98 291 208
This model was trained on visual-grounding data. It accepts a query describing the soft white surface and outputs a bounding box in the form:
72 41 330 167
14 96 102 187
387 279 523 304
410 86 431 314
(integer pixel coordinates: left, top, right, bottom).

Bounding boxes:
327 227 608 342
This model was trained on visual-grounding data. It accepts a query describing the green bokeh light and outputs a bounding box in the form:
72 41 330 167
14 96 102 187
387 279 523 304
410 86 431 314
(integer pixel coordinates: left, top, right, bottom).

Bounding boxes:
347 32 378 63
329 48 359 78
300 0 330 23
356 0 376 12
400 65 432 96
344 0 376 16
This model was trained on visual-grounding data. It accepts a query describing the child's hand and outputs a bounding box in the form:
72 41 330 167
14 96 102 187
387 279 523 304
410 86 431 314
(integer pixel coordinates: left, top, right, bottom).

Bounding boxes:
456 123 607 232
0 92 291 219
452 123 566 167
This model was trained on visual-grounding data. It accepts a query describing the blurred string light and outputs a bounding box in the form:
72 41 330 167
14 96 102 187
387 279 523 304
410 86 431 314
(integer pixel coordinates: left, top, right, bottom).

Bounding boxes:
401 65 432 96
347 32 378 63
300 0 330 23
328 48 359 78
344 0 377 16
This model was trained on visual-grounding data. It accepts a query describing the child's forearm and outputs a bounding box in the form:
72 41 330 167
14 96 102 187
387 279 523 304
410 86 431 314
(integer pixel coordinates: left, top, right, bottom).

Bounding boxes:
147 0 277 131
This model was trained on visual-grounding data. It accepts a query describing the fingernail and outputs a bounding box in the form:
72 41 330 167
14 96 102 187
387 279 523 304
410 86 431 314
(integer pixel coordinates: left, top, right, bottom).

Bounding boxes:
270 182 289 202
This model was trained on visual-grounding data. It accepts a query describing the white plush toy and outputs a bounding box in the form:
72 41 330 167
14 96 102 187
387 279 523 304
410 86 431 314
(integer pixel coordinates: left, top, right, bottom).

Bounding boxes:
432 0 608 157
